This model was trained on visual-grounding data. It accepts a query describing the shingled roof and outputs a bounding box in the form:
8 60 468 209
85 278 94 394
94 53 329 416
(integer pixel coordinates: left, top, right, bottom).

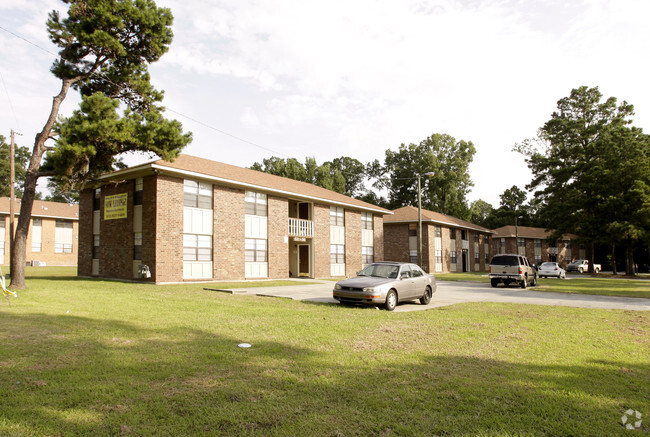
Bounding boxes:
384 206 490 233
0 197 79 220
491 225 578 240
98 154 390 214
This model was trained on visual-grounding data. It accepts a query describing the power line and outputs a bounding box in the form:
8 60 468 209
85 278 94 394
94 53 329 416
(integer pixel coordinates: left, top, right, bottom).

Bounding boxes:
0 69 20 130
0 24 290 159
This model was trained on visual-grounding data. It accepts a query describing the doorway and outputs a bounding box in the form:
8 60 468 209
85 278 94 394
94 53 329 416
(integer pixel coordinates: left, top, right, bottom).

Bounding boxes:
298 244 311 277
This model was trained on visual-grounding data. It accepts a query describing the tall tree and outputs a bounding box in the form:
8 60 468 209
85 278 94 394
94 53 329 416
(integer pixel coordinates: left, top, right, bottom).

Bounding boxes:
0 135 31 198
468 199 493 228
11 0 192 288
324 157 367 197
515 86 644 274
380 133 476 218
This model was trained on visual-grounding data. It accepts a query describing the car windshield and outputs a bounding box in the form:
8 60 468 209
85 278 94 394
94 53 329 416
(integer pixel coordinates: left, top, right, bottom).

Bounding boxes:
358 264 400 279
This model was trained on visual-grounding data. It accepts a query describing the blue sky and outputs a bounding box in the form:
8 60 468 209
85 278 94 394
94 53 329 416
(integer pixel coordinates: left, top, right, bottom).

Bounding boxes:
2 0 649 206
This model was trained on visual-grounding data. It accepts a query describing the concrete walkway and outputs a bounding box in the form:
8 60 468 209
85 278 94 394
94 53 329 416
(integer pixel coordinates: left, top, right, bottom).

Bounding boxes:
219 279 650 312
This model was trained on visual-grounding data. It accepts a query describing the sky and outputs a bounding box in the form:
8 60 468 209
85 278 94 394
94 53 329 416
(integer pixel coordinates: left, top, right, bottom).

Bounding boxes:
1 0 650 207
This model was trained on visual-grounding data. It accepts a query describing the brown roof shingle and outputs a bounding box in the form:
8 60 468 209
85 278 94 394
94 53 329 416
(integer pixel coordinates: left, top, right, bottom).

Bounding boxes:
384 206 490 233
491 225 578 240
99 154 391 214
0 197 79 220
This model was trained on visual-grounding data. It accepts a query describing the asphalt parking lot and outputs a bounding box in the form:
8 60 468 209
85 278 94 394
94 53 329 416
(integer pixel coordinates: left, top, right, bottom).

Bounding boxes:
222 279 650 312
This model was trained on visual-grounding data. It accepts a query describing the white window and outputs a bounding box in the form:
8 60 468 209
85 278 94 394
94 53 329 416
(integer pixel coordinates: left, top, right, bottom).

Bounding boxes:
183 234 212 261
134 232 142 260
245 191 267 216
184 180 212 209
245 238 267 262
330 206 344 226
409 249 418 264
93 235 100 259
450 251 457 264
31 218 42 252
330 244 345 264
362 246 374 265
54 220 73 253
361 212 373 230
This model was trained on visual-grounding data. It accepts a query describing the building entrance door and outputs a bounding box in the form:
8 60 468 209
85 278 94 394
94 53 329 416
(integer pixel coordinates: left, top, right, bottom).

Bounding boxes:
298 244 310 277
462 249 468 272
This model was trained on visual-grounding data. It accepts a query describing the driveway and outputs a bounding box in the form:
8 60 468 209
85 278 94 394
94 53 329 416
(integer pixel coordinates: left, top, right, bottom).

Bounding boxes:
220 280 650 312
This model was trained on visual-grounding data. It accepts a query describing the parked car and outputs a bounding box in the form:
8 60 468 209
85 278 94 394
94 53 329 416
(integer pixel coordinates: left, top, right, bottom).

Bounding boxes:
566 259 601 273
538 262 566 279
488 254 537 288
332 261 436 311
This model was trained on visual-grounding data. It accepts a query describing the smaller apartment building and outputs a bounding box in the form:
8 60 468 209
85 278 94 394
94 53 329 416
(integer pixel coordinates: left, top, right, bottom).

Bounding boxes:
491 225 584 267
78 155 388 283
384 206 492 273
0 197 79 266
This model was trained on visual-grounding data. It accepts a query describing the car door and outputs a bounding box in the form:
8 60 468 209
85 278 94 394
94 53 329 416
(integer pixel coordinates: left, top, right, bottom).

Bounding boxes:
397 265 416 299
409 264 428 297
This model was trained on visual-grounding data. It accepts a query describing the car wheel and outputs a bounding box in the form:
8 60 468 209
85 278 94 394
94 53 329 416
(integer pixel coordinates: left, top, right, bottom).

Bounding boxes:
491 279 499 288
520 276 527 289
560 272 566 279
578 267 584 273
385 289 398 311
419 286 432 305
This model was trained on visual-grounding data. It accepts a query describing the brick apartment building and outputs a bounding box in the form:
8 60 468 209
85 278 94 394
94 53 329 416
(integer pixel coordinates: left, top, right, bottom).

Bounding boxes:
383 206 492 273
0 197 79 266
490 225 584 267
78 154 389 283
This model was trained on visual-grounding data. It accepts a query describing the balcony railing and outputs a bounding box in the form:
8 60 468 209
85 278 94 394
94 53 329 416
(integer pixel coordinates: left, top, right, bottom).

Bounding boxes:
288 218 313 238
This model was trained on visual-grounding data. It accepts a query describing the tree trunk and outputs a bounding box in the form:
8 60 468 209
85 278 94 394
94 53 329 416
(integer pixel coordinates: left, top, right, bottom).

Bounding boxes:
611 241 617 275
625 244 636 276
10 79 72 288
586 242 594 273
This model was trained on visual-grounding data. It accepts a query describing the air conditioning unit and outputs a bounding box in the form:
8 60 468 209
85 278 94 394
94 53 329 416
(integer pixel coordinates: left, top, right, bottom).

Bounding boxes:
31 260 41 267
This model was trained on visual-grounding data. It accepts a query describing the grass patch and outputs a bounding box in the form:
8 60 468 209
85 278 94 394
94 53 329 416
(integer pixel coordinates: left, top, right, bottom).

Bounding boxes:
436 271 650 299
0 271 648 436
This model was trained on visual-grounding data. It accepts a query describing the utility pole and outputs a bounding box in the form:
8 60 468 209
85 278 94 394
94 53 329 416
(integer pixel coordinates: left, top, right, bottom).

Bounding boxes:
9 129 16 279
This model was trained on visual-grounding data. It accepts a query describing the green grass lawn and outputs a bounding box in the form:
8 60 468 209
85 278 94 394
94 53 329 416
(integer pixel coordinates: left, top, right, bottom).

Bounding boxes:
436 271 650 299
1 270 648 436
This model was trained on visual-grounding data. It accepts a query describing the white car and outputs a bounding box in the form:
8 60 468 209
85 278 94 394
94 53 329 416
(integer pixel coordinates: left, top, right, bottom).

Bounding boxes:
538 262 566 279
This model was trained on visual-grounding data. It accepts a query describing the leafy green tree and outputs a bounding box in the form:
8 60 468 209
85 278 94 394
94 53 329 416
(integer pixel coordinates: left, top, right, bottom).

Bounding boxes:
380 133 476 218
251 156 348 195
468 199 494 228
516 86 643 274
324 157 367 197
11 0 192 288
0 135 31 198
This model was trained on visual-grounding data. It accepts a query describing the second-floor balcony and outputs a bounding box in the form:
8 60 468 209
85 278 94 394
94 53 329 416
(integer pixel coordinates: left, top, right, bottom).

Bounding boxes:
288 218 313 238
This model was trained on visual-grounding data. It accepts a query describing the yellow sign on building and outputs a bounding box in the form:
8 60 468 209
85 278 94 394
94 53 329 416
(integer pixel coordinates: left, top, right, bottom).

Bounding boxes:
104 193 128 220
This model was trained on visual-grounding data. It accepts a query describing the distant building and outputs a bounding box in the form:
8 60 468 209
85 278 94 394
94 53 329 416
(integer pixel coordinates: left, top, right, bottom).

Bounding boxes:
78 154 389 283
490 225 583 267
0 197 79 266
383 206 492 273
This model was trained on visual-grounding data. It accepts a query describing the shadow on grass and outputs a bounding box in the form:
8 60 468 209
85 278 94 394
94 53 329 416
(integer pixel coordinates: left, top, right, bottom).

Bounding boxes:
1 312 647 436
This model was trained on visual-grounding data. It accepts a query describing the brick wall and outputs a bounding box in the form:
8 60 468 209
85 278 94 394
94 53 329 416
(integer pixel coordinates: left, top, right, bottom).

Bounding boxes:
313 203 330 278
213 185 245 280
153 175 183 282
383 223 409 263
344 209 361 276
99 181 135 280
78 189 93 275
372 215 384 261
268 195 289 278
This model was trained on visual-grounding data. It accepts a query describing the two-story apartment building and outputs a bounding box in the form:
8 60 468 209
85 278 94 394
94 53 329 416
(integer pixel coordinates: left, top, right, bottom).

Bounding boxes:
0 197 79 266
490 225 583 267
78 154 389 283
383 206 492 273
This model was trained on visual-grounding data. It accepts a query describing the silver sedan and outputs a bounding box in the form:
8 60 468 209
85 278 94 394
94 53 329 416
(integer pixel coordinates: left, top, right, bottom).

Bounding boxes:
538 262 566 279
333 261 436 311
